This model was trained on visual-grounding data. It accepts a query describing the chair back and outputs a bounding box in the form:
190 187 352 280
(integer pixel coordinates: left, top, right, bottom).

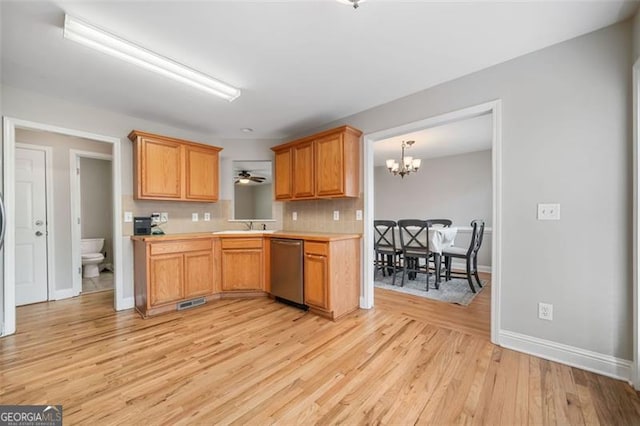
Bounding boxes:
398 219 431 256
428 219 452 228
467 220 485 256
374 220 398 251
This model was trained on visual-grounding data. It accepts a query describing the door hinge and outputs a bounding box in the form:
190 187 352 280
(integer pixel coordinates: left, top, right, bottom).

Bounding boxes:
76 168 80 175
77 218 80 225
78 267 82 275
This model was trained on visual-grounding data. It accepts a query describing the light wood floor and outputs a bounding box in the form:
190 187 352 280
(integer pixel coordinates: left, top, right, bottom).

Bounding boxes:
2 277 639 425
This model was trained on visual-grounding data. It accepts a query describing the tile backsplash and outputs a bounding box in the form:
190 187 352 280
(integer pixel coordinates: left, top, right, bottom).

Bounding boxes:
121 195 363 235
122 196 283 235
282 195 364 234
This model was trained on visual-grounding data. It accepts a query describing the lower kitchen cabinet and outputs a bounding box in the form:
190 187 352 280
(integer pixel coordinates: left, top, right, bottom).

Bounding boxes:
303 238 360 320
220 238 265 292
134 237 216 317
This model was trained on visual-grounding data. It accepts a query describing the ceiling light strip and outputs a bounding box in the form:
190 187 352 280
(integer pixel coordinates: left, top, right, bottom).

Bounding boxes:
63 15 241 101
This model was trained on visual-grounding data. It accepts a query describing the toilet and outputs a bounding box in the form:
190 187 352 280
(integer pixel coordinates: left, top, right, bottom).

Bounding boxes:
81 238 105 278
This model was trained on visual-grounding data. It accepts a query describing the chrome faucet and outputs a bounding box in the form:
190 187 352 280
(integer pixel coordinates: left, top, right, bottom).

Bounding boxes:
244 221 253 230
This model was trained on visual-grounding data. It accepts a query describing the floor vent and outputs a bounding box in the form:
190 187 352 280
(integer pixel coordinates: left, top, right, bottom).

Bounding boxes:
177 297 206 310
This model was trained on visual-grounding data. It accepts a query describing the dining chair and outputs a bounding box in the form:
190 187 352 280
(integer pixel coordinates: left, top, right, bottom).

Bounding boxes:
397 219 437 290
374 220 402 286
442 219 485 293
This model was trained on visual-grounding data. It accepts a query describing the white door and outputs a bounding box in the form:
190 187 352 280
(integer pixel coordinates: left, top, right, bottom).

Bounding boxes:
15 148 48 305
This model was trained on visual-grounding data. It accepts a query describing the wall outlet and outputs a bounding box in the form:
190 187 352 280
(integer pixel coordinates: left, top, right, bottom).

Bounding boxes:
333 210 340 221
160 212 169 223
356 210 363 221
151 212 160 224
192 213 199 222
204 212 211 221
124 211 133 223
292 212 298 221
537 203 560 220
538 302 553 321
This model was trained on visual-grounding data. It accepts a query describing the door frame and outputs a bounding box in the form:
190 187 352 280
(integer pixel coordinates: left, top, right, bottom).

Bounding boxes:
2 117 126 337
632 58 640 389
361 99 503 344
14 143 56 302
70 150 114 297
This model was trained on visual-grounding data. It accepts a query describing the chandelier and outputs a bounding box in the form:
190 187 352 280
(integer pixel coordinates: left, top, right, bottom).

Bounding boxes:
386 140 421 178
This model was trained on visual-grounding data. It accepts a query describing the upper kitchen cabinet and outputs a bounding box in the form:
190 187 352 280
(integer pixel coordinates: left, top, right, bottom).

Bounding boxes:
129 130 222 202
271 125 362 201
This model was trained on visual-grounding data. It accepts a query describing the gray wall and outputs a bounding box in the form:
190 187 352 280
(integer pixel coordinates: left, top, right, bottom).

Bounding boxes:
375 149 492 267
316 22 633 359
16 129 112 296
80 157 113 266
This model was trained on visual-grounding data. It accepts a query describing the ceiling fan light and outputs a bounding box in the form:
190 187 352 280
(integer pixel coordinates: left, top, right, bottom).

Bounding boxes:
239 178 250 184
336 0 367 8
63 15 241 101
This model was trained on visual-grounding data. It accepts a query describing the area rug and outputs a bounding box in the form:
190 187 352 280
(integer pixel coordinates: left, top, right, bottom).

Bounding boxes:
374 272 485 306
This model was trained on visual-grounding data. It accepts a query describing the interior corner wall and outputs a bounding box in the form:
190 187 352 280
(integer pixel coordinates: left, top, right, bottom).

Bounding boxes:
632 10 640 63
317 22 633 360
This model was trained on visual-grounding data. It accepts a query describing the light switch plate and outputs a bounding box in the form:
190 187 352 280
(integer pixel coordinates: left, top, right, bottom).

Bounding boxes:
333 210 340 221
192 213 199 222
292 212 298 221
124 211 133 223
537 203 560 220
160 212 168 223
356 210 363 221
204 212 211 221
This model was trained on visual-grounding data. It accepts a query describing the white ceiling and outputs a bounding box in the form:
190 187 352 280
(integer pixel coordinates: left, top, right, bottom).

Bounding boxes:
374 113 492 166
1 1 637 139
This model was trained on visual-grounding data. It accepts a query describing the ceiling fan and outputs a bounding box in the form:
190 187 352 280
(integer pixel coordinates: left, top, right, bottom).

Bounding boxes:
235 170 266 184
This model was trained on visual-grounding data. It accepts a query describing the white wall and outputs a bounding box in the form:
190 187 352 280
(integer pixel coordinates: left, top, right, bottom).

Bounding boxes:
374 149 492 267
16 129 112 296
314 22 633 360
80 157 113 266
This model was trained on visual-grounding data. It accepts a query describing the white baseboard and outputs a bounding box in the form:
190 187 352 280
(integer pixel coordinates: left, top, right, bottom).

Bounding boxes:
500 330 631 382
451 261 491 274
54 288 76 300
118 296 135 311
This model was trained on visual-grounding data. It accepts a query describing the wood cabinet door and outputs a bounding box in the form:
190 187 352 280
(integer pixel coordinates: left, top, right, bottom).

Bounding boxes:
221 249 264 291
274 148 293 200
149 253 184 306
304 253 329 310
315 133 345 197
184 250 214 298
185 145 219 201
292 141 315 199
140 137 183 199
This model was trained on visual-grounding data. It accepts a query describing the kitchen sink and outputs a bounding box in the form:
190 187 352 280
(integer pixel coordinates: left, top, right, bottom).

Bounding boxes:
212 230 276 234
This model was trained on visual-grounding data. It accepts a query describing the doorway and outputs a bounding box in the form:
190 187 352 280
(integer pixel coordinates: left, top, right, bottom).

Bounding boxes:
70 151 114 296
14 144 54 306
2 117 127 337
362 100 502 344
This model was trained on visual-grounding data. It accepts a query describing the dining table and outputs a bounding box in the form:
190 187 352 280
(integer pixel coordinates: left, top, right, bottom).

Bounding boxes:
394 226 458 285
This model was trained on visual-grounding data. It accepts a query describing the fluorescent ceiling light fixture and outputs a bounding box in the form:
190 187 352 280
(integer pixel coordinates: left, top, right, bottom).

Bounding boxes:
63 15 241 102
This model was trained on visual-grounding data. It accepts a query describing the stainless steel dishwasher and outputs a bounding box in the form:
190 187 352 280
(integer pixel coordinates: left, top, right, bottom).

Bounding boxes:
270 238 306 309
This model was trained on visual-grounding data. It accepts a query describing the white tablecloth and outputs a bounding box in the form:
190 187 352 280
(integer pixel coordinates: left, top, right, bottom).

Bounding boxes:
395 226 457 254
